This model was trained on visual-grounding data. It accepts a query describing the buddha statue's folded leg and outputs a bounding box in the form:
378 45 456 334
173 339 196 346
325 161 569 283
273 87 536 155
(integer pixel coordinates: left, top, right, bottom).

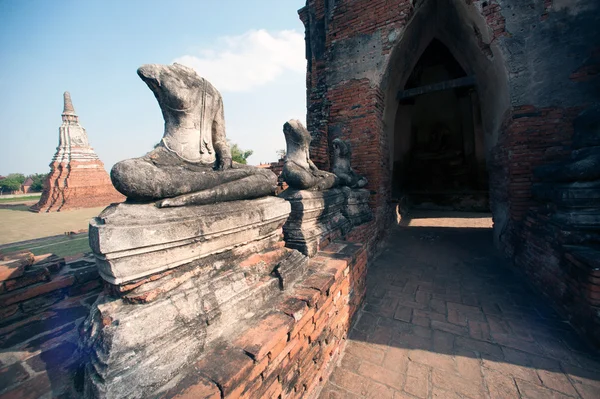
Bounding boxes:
311 170 338 190
111 157 267 201
282 163 318 190
351 173 368 188
157 167 277 207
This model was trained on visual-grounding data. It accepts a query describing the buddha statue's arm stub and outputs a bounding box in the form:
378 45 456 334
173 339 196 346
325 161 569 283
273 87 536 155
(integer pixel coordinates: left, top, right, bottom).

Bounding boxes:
212 97 232 170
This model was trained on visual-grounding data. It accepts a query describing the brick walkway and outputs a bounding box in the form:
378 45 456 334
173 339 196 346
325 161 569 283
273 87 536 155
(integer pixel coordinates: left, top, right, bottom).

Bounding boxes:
320 224 600 398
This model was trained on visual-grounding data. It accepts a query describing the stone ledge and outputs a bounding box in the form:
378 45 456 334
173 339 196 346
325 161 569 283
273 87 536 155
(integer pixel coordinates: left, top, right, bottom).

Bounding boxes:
90 196 291 284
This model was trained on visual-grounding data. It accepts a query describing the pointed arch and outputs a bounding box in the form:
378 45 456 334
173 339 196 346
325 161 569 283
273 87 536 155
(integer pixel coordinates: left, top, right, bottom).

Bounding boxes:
379 0 510 221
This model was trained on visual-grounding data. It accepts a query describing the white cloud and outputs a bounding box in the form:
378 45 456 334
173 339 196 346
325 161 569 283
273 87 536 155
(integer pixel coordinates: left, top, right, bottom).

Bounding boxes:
174 29 306 92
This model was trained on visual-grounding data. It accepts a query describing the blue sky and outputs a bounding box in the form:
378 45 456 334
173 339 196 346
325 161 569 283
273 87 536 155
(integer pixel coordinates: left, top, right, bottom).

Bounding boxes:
0 0 307 175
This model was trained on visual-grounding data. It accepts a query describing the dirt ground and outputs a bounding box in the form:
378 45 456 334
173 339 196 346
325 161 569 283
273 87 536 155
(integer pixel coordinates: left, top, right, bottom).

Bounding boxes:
0 201 105 245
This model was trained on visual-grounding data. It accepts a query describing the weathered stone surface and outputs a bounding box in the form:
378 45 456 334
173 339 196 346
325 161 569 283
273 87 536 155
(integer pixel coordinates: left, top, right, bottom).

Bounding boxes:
89 196 292 284
82 240 309 398
332 138 368 189
341 187 373 227
279 188 351 256
110 63 276 207
281 119 338 190
83 192 315 399
31 92 124 212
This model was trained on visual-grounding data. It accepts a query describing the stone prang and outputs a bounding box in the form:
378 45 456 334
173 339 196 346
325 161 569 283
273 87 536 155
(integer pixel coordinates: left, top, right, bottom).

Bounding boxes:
332 138 368 189
281 119 338 190
110 63 276 207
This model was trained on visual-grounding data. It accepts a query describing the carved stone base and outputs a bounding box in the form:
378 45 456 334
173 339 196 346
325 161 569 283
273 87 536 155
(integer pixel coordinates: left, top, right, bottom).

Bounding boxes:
82 197 310 398
342 187 373 226
279 189 351 257
89 196 292 284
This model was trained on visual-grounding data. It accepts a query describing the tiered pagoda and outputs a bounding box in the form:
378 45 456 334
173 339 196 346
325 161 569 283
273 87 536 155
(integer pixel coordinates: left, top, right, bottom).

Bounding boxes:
31 92 124 212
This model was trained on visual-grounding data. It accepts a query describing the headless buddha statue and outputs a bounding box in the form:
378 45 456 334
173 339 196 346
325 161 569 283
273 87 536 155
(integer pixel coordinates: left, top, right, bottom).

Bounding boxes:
281 120 338 190
331 138 368 188
110 63 276 207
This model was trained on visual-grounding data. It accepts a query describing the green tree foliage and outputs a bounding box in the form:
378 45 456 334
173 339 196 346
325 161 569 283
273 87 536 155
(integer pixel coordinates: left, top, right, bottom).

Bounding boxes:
230 142 253 165
28 173 48 191
0 173 26 192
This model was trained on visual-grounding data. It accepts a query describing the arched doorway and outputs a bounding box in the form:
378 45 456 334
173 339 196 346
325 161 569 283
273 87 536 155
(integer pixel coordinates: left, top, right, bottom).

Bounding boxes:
392 39 488 211
379 0 510 239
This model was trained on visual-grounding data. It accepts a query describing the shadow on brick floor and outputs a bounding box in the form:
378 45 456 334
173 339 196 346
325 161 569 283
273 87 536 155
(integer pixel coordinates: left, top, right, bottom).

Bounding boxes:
320 225 600 399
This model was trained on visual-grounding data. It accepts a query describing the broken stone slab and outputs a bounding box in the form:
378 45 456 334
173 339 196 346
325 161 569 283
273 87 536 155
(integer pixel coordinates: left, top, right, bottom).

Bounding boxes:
279 188 351 257
89 196 291 285
341 187 373 226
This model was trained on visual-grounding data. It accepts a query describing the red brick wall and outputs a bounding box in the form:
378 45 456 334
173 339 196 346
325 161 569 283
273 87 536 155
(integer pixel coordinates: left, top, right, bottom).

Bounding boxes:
32 160 124 212
162 241 368 399
491 106 579 256
300 0 600 345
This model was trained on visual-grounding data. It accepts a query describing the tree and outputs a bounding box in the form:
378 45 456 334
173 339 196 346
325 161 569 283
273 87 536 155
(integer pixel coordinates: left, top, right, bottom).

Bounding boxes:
276 149 286 160
0 173 26 193
28 173 48 192
230 142 253 165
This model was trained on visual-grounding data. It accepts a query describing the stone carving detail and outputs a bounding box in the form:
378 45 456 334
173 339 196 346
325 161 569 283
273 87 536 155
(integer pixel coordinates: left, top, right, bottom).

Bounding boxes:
110 63 276 207
341 187 373 226
89 197 293 284
279 189 351 257
332 138 368 188
281 119 338 190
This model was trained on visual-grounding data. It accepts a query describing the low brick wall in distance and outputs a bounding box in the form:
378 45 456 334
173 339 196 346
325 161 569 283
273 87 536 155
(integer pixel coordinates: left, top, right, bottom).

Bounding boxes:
163 240 368 399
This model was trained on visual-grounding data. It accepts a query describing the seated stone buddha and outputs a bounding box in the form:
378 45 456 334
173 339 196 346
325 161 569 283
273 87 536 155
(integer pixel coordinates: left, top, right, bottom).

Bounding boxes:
110 63 276 207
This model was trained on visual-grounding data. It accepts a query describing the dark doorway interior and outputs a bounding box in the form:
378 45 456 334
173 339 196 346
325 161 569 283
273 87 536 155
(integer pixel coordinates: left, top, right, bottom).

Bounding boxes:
392 39 489 211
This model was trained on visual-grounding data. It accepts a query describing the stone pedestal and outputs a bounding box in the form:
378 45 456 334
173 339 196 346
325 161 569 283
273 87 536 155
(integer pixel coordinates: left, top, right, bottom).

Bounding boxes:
82 197 309 399
89 196 294 284
342 187 373 226
279 189 351 257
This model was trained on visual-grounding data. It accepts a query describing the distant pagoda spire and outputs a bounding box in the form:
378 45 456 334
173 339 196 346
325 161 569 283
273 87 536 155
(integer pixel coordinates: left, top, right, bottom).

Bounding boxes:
31 90 125 212
62 91 78 122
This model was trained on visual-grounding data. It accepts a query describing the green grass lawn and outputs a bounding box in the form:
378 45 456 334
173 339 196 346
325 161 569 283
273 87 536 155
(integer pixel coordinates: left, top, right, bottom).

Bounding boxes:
1 234 91 257
0 206 105 245
0 194 41 203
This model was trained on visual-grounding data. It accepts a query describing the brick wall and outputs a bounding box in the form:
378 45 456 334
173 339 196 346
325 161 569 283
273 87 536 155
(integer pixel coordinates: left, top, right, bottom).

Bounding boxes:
300 0 600 345
161 241 368 399
491 106 579 256
32 159 124 213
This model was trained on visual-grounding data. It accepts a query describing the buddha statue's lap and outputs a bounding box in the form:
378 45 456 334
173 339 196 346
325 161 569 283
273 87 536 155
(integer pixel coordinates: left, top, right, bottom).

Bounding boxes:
112 145 274 202
109 63 276 207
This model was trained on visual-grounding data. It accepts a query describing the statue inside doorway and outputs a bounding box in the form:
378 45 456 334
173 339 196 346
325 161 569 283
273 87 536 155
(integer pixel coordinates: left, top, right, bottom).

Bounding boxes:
110 63 276 207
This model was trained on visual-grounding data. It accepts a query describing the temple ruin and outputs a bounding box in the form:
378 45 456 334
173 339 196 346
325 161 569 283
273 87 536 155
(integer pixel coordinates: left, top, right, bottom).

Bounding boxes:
300 0 600 346
31 92 124 212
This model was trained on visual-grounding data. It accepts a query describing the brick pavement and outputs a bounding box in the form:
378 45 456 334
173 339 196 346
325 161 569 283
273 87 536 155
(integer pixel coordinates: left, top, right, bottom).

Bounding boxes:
319 225 600 399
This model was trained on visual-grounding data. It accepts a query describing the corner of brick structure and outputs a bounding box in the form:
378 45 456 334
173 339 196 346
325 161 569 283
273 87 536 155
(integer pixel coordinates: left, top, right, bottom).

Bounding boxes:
300 0 600 348
153 240 369 399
